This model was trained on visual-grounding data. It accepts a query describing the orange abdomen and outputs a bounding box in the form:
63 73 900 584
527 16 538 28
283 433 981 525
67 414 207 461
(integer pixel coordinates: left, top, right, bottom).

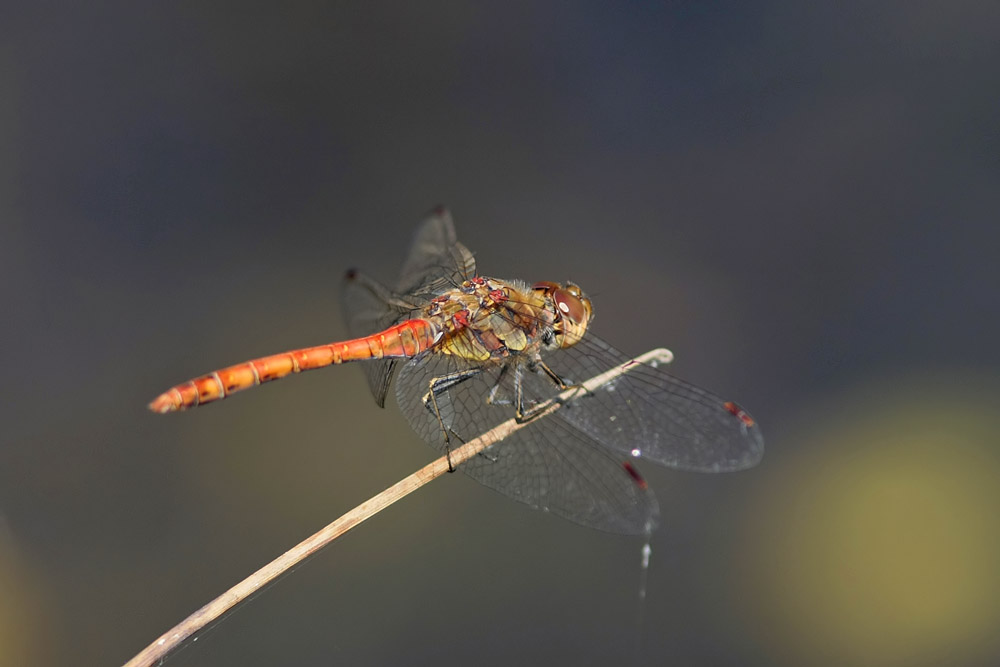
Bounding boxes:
148 319 438 413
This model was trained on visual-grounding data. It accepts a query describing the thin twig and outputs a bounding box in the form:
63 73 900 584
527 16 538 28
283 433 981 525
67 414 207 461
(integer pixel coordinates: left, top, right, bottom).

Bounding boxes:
122 348 673 667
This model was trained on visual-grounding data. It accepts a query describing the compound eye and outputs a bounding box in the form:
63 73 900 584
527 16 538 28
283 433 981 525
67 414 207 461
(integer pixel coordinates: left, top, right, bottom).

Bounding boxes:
553 288 587 324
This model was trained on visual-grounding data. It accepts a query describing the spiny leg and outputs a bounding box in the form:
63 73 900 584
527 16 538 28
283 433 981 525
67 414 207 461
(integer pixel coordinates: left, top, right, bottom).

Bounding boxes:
515 359 592 422
422 368 482 471
485 364 509 406
537 360 593 397
537 360 570 389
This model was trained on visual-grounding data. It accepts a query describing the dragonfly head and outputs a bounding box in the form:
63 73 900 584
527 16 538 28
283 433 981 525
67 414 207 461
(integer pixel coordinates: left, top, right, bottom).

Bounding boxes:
532 281 593 348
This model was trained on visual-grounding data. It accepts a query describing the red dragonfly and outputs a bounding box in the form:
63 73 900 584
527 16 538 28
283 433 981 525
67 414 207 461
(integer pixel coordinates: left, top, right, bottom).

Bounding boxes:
149 209 763 533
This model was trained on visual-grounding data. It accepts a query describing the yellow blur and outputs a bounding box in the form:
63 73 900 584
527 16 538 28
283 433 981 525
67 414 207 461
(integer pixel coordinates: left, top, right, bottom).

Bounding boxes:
739 374 1000 666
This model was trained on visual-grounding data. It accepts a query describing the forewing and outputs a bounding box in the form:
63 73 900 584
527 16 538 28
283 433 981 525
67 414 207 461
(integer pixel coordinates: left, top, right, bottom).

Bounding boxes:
544 335 765 473
340 208 474 407
395 351 659 534
396 207 476 297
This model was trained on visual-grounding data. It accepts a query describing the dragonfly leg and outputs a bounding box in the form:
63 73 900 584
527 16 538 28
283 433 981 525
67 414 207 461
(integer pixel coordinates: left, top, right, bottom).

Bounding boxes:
513 364 553 422
537 360 591 396
422 368 482 472
485 364 511 406
514 360 591 422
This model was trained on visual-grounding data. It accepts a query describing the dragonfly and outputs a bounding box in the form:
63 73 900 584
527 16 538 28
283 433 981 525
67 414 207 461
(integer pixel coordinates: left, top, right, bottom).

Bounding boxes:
149 209 763 533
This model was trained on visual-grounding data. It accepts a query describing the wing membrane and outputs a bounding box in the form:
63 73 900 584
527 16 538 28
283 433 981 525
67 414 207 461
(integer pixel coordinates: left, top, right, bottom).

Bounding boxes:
395 352 659 534
396 207 476 298
341 209 762 531
538 335 764 473
340 207 476 406
340 271 409 406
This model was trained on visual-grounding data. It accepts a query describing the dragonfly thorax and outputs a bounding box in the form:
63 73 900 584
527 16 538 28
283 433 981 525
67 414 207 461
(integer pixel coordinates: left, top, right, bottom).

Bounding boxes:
419 276 587 363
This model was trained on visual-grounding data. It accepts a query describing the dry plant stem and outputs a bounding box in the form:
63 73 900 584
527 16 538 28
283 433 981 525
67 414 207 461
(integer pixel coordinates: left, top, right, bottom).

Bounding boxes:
123 348 673 667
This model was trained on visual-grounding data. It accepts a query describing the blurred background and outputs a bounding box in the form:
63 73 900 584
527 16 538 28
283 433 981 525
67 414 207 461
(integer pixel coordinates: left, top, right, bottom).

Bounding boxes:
2 2 999 666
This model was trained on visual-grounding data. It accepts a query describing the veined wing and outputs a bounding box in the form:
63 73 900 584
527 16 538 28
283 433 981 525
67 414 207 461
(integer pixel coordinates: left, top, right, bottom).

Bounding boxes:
395 350 659 534
396 207 476 298
543 335 765 473
341 207 476 406
340 271 410 406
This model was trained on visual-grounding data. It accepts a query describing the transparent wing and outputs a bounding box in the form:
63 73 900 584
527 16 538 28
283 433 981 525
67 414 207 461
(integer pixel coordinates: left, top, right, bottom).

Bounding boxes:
395 351 659 534
396 207 476 298
394 328 762 529
544 335 765 473
343 209 761 532
340 270 409 407
340 207 476 406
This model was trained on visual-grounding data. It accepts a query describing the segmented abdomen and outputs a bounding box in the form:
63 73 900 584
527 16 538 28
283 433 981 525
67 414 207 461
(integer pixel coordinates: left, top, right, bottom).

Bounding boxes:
148 319 437 413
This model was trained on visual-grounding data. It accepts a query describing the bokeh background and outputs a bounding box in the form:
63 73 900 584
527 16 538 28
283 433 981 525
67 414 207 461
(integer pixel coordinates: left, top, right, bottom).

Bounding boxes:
3 3 999 666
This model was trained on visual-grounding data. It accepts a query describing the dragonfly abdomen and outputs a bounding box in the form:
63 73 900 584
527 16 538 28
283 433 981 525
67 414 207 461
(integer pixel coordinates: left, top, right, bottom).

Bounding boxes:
148 319 439 413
